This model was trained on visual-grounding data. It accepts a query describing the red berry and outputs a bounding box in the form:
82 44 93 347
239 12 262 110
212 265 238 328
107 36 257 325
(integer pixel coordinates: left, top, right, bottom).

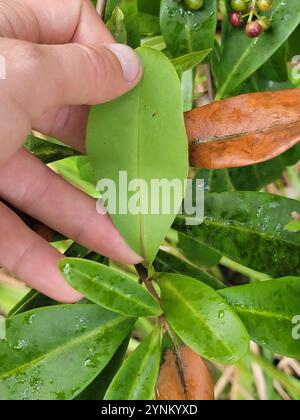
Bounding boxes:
245 21 263 38
229 11 243 27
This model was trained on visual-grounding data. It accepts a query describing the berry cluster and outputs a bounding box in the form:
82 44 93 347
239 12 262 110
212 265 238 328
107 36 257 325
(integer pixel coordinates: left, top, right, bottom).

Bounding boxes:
175 0 204 11
230 0 273 38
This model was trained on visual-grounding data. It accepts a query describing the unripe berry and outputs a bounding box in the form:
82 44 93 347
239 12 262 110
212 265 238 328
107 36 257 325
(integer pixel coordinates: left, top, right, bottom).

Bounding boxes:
184 0 204 10
231 0 247 12
258 0 273 12
229 11 243 27
257 16 272 31
246 21 263 37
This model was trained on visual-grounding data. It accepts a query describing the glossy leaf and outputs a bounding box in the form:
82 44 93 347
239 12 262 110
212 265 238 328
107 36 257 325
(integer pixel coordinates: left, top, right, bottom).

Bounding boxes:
156 346 215 400
104 325 161 400
50 156 99 198
138 12 160 35
220 278 300 358
175 192 300 277
217 0 300 98
0 305 134 400
156 274 249 363
160 0 217 57
76 337 130 400
87 47 188 265
185 89 300 169
153 249 224 290
25 134 79 164
179 232 222 268
138 0 160 16
59 258 162 317
171 50 211 74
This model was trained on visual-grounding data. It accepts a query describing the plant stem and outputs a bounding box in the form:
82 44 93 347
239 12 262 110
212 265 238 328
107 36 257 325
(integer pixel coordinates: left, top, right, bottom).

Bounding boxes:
221 256 271 282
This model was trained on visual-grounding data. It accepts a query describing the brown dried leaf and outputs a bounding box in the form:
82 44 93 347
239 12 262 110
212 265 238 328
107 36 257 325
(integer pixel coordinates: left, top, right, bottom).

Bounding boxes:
156 346 215 400
185 89 300 169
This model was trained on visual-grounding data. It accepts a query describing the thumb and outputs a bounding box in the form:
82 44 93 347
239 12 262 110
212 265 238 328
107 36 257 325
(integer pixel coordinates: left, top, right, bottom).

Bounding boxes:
4 39 142 119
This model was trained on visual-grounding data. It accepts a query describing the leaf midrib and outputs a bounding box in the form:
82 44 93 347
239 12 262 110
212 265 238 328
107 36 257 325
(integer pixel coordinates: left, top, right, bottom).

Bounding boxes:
217 1 295 98
230 304 293 323
69 266 160 316
176 212 300 248
0 317 126 381
163 281 237 358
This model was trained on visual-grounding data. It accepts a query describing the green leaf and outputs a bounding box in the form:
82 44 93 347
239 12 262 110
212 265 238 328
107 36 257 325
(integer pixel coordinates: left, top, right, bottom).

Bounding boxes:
153 249 224 290
171 49 211 74
196 168 235 193
0 305 134 400
217 0 300 98
285 220 300 233
175 192 300 277
50 156 99 198
25 134 79 164
87 47 188 265
160 0 217 57
104 325 161 400
138 12 160 34
76 336 130 400
258 43 288 83
138 0 160 16
156 274 249 363
105 0 140 48
220 278 300 358
179 232 222 268
106 7 127 44
59 258 162 317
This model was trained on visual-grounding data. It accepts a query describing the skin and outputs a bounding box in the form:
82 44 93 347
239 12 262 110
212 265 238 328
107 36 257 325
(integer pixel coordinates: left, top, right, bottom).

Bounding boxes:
0 0 143 303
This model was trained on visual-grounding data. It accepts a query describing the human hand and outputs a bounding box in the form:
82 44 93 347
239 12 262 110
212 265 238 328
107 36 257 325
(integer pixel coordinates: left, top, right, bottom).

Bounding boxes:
0 0 143 302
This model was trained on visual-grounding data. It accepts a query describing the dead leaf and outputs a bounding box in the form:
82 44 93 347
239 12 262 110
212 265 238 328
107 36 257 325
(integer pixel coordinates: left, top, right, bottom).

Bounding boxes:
156 346 215 400
185 89 300 169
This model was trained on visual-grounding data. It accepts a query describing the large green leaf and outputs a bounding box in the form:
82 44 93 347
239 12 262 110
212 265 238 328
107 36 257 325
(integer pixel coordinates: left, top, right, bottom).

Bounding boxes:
160 0 217 57
104 325 161 400
156 274 249 363
220 278 300 358
59 258 162 317
76 337 130 400
87 47 188 265
153 249 224 290
179 232 222 268
0 305 134 400
217 0 300 98
175 192 300 277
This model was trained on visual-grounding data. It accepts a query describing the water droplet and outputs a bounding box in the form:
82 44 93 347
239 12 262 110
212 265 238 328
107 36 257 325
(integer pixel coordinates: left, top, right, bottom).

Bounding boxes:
13 339 28 351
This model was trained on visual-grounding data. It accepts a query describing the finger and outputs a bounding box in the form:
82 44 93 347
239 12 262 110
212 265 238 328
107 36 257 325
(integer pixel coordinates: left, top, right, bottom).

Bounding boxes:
0 201 82 303
0 148 142 265
0 38 141 161
33 105 89 153
0 0 114 44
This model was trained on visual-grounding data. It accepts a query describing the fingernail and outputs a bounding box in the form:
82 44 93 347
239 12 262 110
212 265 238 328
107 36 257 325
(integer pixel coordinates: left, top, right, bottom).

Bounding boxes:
105 43 141 82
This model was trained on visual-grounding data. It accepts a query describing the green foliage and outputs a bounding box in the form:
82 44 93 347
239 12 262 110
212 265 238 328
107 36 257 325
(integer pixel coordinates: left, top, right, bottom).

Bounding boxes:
1 0 300 401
